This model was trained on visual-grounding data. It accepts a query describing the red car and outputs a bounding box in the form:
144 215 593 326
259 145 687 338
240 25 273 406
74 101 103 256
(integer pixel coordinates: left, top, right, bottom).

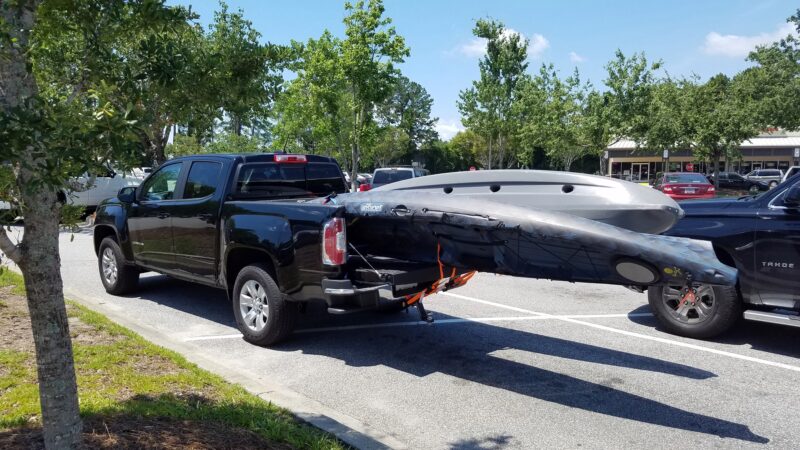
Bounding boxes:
653 172 715 200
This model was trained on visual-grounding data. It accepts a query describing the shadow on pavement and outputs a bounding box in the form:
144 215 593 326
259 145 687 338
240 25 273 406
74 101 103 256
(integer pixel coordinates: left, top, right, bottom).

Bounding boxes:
126 275 767 443
627 305 800 359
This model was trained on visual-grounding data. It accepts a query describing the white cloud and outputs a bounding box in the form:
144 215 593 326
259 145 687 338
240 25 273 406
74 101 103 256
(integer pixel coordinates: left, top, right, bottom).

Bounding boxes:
569 51 585 63
436 119 465 141
702 23 796 57
455 28 549 58
528 33 550 57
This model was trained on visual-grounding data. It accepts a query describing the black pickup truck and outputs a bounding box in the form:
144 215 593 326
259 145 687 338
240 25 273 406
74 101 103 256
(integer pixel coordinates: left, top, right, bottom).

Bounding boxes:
93 154 444 345
649 174 800 338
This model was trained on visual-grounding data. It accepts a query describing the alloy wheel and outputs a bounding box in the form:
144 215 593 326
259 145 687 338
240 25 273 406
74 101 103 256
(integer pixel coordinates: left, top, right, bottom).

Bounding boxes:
101 248 118 285
661 284 716 324
239 279 269 332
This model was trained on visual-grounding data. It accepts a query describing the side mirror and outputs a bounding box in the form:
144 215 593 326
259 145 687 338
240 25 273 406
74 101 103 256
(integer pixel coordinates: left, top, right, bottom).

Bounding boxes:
118 186 137 204
784 184 800 207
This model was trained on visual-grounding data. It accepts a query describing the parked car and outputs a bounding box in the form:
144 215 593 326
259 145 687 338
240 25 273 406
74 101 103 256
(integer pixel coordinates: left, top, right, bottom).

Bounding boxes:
0 168 144 216
782 166 799 183
93 154 446 346
744 168 783 188
653 172 715 200
368 167 430 190
706 171 768 194
649 176 800 338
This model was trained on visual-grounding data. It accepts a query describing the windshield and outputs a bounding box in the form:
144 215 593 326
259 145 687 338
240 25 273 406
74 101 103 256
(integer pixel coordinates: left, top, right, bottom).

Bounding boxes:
373 170 413 185
664 173 709 184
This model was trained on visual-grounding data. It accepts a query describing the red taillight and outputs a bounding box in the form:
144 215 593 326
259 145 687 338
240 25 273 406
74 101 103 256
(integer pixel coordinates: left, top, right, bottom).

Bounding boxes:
662 186 673 192
358 184 371 192
274 154 307 164
322 218 346 266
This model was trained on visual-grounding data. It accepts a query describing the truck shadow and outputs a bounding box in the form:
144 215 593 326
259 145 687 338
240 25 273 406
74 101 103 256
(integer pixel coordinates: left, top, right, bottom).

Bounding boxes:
627 305 800 359
130 275 767 443
275 312 766 443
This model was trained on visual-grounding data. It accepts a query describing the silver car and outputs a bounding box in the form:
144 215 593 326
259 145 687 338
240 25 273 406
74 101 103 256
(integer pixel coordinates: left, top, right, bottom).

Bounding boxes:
744 169 784 188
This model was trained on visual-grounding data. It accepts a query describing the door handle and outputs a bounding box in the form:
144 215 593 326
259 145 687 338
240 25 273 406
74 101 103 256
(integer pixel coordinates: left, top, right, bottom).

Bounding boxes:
158 212 170 219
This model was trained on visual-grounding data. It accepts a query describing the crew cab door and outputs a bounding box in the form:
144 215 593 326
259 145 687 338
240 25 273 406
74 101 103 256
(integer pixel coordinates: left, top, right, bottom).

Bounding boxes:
128 162 185 271
755 180 800 307
169 160 226 283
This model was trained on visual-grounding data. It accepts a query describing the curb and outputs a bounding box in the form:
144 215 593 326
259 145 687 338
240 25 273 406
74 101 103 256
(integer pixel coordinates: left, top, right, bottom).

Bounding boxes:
3 254 408 450
62 287 409 450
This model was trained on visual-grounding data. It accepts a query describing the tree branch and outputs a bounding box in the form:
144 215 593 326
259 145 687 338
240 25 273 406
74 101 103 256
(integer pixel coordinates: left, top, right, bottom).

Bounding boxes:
0 227 22 264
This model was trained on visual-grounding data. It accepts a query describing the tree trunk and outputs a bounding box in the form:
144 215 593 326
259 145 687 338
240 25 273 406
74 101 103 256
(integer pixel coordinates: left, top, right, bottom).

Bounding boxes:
351 140 359 192
1 1 84 448
713 149 721 190
19 182 83 449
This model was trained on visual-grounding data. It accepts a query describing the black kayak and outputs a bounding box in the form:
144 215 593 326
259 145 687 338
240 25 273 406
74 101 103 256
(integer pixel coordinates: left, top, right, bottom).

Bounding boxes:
320 191 736 288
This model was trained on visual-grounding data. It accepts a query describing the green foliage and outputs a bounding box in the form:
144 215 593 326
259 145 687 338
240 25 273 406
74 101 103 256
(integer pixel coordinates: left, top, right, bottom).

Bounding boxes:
744 10 800 130
458 18 529 169
515 65 594 171
377 75 439 153
340 0 409 186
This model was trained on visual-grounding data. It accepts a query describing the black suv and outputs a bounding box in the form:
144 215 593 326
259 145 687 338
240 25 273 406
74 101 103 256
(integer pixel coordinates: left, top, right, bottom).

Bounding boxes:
649 174 800 338
707 172 769 194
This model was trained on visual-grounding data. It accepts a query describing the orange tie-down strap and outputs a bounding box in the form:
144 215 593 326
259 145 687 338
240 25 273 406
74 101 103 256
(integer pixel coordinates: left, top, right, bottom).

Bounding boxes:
402 243 477 308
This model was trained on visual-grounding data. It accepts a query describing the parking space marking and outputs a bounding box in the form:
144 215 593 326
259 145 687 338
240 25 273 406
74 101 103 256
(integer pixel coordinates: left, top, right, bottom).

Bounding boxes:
442 292 800 373
183 312 654 342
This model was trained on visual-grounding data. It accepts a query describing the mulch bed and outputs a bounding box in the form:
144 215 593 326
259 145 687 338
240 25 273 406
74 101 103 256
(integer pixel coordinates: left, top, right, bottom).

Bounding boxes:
0 416 291 450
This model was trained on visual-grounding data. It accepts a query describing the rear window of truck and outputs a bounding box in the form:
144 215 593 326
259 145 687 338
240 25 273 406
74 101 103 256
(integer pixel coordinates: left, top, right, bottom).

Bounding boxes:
235 162 346 197
373 169 413 184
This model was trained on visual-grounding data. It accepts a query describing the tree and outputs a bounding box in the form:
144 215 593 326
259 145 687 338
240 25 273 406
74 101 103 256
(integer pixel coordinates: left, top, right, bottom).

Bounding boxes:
515 65 594 171
744 10 800 130
272 31 352 163
340 0 409 189
0 1 192 447
207 2 285 138
684 74 759 188
641 78 694 164
449 129 487 168
368 126 409 167
458 18 528 169
377 75 438 155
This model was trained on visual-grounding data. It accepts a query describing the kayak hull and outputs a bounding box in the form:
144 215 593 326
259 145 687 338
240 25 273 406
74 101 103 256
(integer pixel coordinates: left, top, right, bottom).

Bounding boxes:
323 191 735 287
372 170 683 234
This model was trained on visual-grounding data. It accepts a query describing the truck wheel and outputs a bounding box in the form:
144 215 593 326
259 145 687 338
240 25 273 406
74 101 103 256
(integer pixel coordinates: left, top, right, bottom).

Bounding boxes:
98 237 139 295
233 265 297 346
648 283 740 339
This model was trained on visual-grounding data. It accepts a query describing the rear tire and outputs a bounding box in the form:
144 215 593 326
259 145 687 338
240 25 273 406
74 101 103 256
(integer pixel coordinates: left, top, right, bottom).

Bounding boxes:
232 264 298 346
648 283 740 339
98 237 139 295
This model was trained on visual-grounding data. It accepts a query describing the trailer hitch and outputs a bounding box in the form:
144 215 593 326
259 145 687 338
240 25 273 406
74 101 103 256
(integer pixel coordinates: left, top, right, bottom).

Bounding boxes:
415 292 434 323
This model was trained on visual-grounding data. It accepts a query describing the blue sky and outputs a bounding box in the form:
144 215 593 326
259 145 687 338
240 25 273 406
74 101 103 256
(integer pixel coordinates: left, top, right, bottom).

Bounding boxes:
169 0 799 140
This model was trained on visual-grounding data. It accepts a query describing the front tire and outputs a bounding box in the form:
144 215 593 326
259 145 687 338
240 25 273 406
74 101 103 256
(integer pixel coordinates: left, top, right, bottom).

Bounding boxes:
648 283 740 339
98 237 139 295
232 265 298 346
769 180 778 188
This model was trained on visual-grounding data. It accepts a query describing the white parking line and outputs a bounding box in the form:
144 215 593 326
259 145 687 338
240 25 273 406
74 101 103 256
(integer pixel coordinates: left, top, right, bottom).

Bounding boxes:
183 312 654 342
442 291 800 373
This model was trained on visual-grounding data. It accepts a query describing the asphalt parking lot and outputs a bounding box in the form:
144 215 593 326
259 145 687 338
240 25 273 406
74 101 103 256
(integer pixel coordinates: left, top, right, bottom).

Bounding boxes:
56 229 800 449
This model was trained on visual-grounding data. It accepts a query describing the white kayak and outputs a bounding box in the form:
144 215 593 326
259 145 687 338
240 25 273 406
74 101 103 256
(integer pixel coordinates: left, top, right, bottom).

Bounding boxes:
372 170 683 234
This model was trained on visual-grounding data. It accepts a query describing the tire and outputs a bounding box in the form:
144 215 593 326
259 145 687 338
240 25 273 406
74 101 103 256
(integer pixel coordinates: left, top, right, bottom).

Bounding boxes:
748 184 760 194
98 237 139 295
232 264 298 346
769 180 778 188
648 283 740 339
